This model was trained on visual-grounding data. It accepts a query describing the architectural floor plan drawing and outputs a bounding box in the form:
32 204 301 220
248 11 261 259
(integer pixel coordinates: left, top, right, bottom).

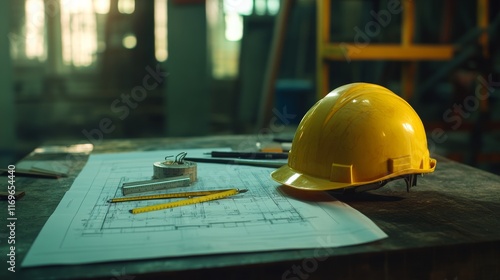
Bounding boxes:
22 148 387 267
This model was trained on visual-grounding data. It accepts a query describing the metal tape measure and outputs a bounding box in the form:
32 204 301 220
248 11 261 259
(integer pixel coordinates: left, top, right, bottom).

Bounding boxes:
153 152 197 182
122 176 191 195
120 152 196 195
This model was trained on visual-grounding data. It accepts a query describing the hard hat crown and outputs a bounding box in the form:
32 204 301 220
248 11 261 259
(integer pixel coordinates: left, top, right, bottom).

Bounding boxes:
271 82 436 191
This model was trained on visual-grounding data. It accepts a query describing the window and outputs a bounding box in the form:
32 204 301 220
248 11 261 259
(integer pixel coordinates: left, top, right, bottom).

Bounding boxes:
207 0 280 79
60 1 98 67
155 0 168 62
9 0 47 62
25 0 46 61
11 0 168 70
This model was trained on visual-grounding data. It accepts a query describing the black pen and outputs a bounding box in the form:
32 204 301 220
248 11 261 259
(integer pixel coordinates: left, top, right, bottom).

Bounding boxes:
185 157 286 168
204 151 288 159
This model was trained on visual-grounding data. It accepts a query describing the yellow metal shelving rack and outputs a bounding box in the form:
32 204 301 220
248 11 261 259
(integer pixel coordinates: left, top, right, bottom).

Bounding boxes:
316 0 464 99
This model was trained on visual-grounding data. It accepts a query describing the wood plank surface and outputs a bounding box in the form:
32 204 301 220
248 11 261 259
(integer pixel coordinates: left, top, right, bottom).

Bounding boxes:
5 135 500 280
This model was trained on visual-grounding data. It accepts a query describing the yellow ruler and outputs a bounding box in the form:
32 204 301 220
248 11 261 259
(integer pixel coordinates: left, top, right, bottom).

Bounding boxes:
129 188 247 214
109 189 234 203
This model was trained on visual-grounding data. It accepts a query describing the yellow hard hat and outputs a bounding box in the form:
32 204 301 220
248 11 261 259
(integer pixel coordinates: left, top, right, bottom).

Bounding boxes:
271 82 436 192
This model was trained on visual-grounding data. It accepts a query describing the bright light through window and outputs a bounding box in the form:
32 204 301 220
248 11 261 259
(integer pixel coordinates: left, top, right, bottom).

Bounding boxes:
155 0 168 62
93 0 110 14
267 0 280 15
61 1 98 67
25 0 46 61
224 13 243 41
224 0 253 15
208 0 282 78
221 0 280 43
118 0 135 14
224 0 279 16
122 33 137 49
255 0 266 15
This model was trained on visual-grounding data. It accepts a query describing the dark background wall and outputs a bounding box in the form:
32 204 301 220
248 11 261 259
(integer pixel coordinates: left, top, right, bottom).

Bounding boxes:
1 0 499 173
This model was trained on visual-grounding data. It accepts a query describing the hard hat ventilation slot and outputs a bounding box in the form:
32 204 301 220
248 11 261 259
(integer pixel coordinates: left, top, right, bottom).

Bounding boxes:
330 163 353 183
388 156 411 173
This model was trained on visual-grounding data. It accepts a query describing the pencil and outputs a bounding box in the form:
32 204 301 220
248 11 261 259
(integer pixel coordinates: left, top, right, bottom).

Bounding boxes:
204 151 288 159
184 157 286 168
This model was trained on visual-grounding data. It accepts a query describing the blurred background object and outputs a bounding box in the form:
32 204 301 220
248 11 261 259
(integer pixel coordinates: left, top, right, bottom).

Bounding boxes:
1 0 499 174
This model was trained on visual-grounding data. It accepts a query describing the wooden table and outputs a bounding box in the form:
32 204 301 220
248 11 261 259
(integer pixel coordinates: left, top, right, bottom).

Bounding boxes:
3 135 500 279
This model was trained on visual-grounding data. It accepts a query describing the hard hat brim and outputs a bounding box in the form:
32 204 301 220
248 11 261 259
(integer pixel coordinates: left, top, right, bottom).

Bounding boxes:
271 159 436 191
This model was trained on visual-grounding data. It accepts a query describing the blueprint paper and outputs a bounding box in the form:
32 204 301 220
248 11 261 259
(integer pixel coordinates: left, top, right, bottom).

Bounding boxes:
22 148 387 267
